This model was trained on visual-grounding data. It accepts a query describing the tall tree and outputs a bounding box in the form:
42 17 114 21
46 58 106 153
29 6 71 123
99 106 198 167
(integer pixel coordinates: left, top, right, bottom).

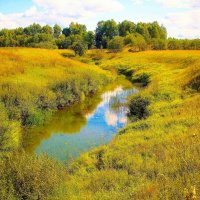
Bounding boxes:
136 23 151 43
42 25 53 35
23 23 42 36
84 31 95 49
118 20 135 36
95 19 118 48
53 24 62 38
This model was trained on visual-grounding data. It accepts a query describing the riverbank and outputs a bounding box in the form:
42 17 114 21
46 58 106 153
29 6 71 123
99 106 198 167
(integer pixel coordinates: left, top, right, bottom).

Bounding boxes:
0 48 112 154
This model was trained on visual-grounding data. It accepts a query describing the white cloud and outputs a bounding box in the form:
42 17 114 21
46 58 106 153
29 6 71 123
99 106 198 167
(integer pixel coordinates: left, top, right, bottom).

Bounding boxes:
0 0 123 29
33 0 123 15
130 0 200 38
156 0 200 9
105 110 118 127
163 9 200 38
131 0 145 5
131 0 200 8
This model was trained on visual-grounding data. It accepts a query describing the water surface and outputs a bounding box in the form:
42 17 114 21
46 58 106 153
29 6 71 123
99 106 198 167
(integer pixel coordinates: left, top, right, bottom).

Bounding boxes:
23 83 137 161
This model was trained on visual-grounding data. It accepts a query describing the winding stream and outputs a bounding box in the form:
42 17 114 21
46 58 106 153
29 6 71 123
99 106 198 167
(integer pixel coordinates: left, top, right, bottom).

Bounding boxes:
23 80 138 161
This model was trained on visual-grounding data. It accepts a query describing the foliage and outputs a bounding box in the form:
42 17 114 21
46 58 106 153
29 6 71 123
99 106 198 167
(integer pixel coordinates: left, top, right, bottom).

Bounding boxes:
0 103 20 154
151 38 167 50
167 38 200 50
125 33 147 51
118 20 135 36
53 24 62 38
132 72 151 86
107 36 124 52
128 95 150 120
0 153 68 200
0 20 199 51
71 41 88 56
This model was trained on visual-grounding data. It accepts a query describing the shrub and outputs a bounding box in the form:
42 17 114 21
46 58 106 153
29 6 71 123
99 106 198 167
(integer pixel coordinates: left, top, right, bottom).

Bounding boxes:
108 36 124 52
0 154 67 199
0 103 21 154
132 73 150 86
151 38 167 50
33 41 58 49
189 75 200 92
128 96 150 120
71 41 88 56
125 33 147 51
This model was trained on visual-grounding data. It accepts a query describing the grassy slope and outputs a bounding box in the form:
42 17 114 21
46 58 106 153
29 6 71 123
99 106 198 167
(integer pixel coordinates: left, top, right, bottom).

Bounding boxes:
65 50 200 199
0 48 112 153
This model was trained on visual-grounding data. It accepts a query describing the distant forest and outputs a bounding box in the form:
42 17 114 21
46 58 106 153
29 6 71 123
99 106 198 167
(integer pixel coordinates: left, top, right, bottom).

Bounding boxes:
0 20 200 52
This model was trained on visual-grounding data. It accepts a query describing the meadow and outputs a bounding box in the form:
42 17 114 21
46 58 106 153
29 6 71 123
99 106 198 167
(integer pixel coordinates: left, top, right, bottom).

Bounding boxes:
0 48 200 199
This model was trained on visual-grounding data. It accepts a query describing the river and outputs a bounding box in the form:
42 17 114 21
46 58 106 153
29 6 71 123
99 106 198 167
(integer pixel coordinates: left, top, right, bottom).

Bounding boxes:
23 79 138 161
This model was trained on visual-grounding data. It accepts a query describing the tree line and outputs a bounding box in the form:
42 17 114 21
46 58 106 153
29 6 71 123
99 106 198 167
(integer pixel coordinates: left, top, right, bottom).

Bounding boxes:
0 20 199 55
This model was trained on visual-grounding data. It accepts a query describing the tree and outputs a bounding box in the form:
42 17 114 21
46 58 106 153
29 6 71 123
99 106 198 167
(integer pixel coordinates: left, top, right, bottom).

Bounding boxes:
56 34 70 49
136 22 151 43
119 20 135 36
151 38 166 50
42 25 53 35
167 38 181 50
125 33 147 51
84 31 95 49
124 34 137 46
71 41 87 56
95 19 118 48
53 24 62 38
69 22 87 35
136 33 147 51
62 27 71 37
108 36 124 52
23 23 42 36
63 22 87 37
148 21 167 40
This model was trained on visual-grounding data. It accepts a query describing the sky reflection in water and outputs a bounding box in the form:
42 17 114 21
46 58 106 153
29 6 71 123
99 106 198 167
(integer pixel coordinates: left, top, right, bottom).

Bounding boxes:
24 86 137 161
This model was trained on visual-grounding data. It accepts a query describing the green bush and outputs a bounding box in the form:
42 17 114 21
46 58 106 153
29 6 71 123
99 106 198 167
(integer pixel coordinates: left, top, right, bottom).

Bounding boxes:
108 36 124 52
0 103 21 154
125 33 147 51
33 41 58 49
132 73 150 86
189 75 200 91
128 95 150 120
71 41 88 56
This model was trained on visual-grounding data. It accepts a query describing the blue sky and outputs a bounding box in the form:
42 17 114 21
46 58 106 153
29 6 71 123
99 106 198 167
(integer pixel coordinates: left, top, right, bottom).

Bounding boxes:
0 0 199 38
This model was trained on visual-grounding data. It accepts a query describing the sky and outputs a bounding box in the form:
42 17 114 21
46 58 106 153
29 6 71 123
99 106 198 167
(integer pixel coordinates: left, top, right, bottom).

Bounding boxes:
0 0 199 38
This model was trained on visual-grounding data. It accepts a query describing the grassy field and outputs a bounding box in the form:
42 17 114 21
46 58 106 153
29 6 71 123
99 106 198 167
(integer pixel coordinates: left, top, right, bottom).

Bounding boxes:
0 49 200 199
